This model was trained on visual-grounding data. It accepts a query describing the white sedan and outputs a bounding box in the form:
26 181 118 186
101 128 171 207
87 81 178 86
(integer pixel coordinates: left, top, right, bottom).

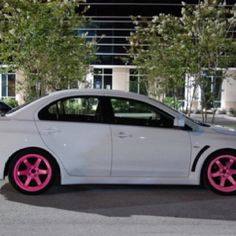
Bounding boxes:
0 89 236 195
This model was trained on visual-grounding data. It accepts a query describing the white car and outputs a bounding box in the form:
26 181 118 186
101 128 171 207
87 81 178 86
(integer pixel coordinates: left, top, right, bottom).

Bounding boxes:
0 89 236 195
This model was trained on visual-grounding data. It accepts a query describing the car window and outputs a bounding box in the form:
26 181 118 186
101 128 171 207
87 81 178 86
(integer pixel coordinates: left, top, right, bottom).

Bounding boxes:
38 97 102 123
110 98 173 128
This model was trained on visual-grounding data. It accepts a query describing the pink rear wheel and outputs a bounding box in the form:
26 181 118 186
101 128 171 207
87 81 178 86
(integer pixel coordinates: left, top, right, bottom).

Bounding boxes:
9 152 54 194
205 154 236 194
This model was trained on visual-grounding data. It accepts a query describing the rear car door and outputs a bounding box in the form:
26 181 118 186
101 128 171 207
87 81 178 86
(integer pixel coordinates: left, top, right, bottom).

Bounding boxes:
36 96 112 177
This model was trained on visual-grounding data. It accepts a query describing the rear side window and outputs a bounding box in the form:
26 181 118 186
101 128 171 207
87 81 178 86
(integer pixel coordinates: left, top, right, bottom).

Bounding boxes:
38 97 102 123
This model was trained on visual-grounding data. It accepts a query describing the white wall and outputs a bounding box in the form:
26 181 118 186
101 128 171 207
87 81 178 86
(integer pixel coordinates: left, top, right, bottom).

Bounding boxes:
15 71 25 105
221 69 236 110
184 75 201 112
112 67 130 91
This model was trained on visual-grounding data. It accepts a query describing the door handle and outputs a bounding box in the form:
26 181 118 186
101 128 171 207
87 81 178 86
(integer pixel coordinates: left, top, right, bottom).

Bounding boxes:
41 127 60 135
118 132 132 138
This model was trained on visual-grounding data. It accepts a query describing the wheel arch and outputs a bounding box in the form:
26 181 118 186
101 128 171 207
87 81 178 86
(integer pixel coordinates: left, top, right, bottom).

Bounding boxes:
4 147 61 184
200 148 236 185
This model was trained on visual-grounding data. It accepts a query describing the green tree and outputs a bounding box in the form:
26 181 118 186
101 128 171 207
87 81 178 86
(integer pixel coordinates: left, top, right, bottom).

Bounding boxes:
182 0 236 122
129 15 186 101
0 0 95 102
129 0 236 122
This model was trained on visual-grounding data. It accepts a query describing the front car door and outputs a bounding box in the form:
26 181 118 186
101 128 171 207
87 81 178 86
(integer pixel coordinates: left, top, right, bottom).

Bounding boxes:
35 96 112 177
109 97 192 177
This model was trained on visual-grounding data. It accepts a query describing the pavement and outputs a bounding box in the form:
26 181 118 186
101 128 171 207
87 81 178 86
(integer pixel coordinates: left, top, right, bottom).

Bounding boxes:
1 182 236 236
190 113 236 126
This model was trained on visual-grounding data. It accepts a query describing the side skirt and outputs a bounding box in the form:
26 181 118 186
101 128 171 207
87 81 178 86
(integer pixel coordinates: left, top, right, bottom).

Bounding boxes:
60 176 199 186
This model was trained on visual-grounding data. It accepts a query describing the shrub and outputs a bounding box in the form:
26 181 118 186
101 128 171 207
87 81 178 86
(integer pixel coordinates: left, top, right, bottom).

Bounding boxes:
163 97 182 110
229 108 236 117
3 97 19 108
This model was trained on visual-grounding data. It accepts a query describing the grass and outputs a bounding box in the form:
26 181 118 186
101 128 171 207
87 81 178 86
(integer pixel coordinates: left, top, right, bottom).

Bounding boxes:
225 124 236 129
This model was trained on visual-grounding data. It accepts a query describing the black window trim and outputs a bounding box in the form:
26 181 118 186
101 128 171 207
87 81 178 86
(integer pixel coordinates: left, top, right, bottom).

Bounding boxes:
38 95 192 130
103 96 192 130
38 95 106 124
103 96 177 129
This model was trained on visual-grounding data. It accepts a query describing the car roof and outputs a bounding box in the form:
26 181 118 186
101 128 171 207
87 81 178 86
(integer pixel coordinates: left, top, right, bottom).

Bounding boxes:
48 89 145 99
6 89 177 120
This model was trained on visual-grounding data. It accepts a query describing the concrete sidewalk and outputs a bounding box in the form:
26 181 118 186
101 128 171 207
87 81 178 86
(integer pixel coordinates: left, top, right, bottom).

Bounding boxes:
189 114 236 126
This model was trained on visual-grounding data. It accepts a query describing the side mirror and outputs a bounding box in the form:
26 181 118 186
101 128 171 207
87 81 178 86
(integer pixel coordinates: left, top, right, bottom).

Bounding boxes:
174 116 185 127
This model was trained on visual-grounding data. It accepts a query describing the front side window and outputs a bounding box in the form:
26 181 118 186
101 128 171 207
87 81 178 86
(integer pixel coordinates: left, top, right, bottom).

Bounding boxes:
39 97 101 123
110 98 173 128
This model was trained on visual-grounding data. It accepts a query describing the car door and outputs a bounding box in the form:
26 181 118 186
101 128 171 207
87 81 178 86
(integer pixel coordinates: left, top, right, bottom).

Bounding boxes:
109 97 192 177
35 96 112 177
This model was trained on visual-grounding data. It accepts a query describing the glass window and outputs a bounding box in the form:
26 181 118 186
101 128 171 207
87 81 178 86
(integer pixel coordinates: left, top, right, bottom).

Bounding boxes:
104 76 112 90
94 75 102 89
129 76 138 93
94 68 103 75
129 69 147 95
8 74 16 97
1 73 16 98
93 68 112 89
110 98 173 128
1 74 7 97
104 69 112 74
39 97 101 123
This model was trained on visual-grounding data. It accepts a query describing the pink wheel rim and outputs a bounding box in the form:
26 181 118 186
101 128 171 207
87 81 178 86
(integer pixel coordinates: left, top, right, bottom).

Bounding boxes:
13 154 52 192
207 155 236 193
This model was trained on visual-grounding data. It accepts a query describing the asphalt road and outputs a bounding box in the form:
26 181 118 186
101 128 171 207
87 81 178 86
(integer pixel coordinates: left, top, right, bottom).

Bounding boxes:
1 180 236 236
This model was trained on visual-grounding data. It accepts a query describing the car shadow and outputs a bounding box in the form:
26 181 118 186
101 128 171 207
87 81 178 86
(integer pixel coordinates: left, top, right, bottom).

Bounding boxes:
1 181 236 220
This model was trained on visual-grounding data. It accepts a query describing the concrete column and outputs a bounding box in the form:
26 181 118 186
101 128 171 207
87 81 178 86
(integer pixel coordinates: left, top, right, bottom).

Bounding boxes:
221 69 236 110
112 67 130 92
15 71 25 105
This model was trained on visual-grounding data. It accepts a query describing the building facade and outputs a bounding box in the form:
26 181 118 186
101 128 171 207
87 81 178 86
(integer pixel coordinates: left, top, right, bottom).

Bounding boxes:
83 0 188 93
1 0 236 111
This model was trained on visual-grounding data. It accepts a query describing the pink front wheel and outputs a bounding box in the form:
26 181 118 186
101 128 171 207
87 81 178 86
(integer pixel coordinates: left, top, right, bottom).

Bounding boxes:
205 154 236 194
9 152 54 194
